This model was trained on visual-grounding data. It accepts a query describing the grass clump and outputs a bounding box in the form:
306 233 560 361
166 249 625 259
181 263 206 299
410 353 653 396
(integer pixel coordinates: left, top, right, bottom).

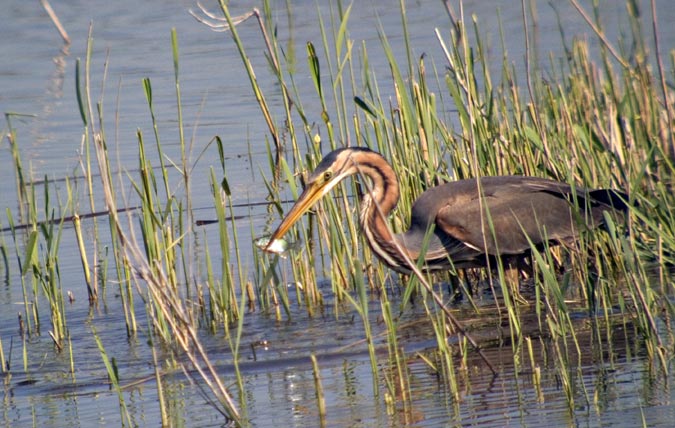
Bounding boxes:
209 0 675 402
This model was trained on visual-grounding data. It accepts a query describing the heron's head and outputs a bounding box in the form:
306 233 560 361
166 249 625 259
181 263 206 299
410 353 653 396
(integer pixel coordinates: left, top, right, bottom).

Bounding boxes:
263 147 375 252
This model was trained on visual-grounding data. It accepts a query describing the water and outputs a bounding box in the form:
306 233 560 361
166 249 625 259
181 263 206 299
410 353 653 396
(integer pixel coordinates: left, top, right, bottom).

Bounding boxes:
2 0 675 426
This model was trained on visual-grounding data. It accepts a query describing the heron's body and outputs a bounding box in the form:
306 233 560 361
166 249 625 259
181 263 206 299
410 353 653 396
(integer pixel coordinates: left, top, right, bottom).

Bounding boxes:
392 176 620 271
264 147 627 274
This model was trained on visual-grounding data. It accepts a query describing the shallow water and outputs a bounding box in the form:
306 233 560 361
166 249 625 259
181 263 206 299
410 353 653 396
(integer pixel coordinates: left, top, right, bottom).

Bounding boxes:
2 0 675 426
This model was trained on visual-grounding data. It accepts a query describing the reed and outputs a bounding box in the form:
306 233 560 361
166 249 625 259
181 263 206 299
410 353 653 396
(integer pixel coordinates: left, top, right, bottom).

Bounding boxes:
380 298 414 416
72 212 96 302
222 281 249 418
4 113 33 224
2 0 674 425
5 210 36 338
74 25 246 422
150 340 169 426
76 24 103 306
209 168 240 321
92 327 133 426
310 353 327 422
0 336 6 374
353 258 379 391
0 231 8 286
13 176 71 351
74 41 138 328
200 0 675 412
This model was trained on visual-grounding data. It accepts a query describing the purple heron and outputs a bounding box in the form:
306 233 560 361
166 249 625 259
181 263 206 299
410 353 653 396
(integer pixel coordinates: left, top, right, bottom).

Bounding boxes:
263 147 627 274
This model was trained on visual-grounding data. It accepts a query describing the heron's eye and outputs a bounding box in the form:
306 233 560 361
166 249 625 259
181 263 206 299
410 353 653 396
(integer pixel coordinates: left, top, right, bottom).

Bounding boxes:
323 171 333 182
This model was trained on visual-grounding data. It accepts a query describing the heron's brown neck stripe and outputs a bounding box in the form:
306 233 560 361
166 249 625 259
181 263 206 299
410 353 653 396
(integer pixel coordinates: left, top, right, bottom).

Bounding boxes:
351 155 408 271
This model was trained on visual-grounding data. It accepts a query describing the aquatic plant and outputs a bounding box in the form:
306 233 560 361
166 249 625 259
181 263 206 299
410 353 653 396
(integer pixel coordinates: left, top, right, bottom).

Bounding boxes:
2 0 674 425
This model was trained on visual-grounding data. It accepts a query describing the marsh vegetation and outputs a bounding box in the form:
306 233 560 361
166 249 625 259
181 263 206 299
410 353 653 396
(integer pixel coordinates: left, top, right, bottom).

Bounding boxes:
2 0 675 426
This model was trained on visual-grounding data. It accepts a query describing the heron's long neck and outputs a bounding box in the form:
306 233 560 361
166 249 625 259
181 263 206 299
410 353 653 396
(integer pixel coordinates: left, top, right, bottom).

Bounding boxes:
356 160 408 270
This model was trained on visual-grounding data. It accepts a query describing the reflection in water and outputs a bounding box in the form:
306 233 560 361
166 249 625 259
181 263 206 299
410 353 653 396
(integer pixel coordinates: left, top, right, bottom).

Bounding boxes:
1 275 672 426
47 46 68 102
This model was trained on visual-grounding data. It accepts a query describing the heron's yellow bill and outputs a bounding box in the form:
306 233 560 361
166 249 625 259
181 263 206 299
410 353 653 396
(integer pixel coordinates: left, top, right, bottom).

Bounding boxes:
260 180 329 254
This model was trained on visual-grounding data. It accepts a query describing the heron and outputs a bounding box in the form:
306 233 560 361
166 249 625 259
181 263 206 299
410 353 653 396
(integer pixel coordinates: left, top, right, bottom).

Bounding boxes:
263 147 627 276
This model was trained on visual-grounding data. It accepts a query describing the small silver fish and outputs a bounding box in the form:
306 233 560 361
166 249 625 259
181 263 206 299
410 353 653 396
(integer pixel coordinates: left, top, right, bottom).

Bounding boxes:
254 236 292 255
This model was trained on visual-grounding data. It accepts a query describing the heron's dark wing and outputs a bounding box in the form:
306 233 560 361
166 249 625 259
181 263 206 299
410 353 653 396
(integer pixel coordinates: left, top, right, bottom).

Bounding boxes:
433 177 582 255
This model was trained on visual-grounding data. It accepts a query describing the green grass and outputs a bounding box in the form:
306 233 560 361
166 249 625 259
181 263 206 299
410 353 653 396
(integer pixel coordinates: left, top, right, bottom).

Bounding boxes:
228 0 674 413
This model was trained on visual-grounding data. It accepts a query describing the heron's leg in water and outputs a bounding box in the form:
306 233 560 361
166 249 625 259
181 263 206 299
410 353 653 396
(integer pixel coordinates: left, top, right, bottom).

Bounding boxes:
504 255 530 305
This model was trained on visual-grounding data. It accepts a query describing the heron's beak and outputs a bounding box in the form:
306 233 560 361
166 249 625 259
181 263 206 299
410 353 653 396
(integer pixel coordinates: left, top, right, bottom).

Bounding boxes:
263 181 328 253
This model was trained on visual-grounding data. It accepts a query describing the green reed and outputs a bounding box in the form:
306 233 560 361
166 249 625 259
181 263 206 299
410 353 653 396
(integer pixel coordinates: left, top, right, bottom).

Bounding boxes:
150 341 169 426
2 0 673 424
92 327 133 426
208 168 240 322
310 353 327 422
10 176 71 351
71 25 245 422
3 119 45 341
210 0 675 414
81 0 675 420
0 231 7 287
75 25 105 306
380 298 414 415
8 174 79 362
353 258 379 390
4 113 34 226
4 212 35 337
74 33 138 328
72 211 96 303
